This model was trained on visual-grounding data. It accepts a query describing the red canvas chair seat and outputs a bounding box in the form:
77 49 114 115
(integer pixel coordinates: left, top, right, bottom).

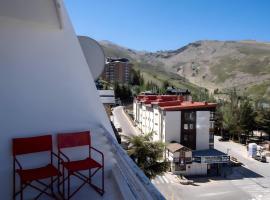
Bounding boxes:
63 158 102 173
57 131 104 199
17 164 60 184
12 135 62 200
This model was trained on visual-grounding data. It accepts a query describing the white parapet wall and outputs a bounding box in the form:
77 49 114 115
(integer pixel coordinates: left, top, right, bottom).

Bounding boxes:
185 163 208 176
164 111 181 143
196 111 210 150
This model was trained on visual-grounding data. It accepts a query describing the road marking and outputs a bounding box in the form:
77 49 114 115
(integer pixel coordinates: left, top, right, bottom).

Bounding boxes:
163 175 169 183
157 175 165 183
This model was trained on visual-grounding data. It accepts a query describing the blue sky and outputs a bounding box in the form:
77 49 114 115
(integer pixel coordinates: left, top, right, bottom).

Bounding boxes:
65 0 270 51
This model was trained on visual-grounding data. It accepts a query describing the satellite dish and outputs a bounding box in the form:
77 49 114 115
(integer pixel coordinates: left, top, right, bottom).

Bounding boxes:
78 36 105 80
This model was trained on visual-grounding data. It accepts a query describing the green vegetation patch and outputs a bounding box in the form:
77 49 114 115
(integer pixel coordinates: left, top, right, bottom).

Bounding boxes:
246 81 270 102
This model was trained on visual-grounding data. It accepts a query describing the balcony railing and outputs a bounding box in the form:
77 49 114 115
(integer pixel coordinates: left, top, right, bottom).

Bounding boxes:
100 126 165 200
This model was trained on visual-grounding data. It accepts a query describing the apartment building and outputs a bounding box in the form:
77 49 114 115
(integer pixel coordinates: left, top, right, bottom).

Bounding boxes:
134 95 229 176
134 95 215 150
101 57 132 84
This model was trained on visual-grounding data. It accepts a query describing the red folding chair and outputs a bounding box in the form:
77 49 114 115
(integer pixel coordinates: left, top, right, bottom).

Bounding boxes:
12 135 62 200
57 131 104 199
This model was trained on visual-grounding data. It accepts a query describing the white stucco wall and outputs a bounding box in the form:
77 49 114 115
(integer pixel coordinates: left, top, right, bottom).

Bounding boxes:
164 111 181 143
0 0 113 198
153 107 160 141
196 111 210 150
185 163 208 176
133 101 137 121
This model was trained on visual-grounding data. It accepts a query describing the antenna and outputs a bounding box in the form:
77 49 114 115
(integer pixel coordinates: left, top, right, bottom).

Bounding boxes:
78 36 105 80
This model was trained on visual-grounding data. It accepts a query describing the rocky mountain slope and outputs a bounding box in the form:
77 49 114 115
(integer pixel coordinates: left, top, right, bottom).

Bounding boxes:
100 40 270 101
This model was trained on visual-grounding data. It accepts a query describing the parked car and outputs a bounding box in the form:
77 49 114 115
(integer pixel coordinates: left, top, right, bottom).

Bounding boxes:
117 127 122 132
254 155 267 162
219 137 229 142
261 155 267 163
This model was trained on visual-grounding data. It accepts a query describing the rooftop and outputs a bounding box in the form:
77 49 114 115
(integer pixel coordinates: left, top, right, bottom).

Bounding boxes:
135 95 217 111
166 143 191 153
192 149 227 157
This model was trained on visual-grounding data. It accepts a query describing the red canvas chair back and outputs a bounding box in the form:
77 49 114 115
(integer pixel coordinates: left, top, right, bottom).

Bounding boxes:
57 131 90 149
13 135 52 156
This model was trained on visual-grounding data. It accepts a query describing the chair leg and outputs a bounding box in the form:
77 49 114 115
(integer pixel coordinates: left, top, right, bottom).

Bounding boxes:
62 166 65 200
102 166 104 195
20 181 23 200
88 169 91 184
13 172 16 200
67 173 70 200
51 177 53 192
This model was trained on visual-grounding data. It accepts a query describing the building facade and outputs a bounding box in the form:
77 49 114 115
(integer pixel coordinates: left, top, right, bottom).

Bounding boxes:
101 57 132 84
133 95 215 150
133 95 229 176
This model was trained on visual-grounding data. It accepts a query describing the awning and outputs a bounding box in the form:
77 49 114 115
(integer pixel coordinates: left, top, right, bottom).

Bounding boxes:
192 149 229 164
166 143 191 153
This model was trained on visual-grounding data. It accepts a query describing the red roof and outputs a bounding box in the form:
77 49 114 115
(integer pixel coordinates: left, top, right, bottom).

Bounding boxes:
136 95 216 111
152 100 182 107
161 101 217 111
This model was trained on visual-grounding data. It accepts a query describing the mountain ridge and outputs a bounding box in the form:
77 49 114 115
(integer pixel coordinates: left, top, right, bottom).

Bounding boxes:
99 40 270 102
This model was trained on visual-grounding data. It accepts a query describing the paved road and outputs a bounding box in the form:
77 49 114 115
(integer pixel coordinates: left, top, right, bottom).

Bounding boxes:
112 106 141 137
215 136 270 177
214 136 270 200
153 137 270 200
111 108 270 200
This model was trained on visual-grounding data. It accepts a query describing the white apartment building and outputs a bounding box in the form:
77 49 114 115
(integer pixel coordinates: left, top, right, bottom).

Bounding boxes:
134 95 215 150
134 95 229 176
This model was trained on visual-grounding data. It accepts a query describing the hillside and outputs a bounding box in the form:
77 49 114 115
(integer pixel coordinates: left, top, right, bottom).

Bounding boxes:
99 40 270 102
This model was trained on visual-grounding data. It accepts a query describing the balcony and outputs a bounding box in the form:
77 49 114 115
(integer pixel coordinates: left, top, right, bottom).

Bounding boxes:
0 0 165 199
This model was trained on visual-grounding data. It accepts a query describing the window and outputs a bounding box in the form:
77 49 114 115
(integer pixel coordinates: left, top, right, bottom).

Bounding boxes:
210 112 215 120
209 132 214 143
184 124 188 130
184 135 188 141
189 124 194 130
184 112 195 121
210 121 214 129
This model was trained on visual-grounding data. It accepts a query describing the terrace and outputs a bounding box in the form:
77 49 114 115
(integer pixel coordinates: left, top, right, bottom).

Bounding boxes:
0 0 164 199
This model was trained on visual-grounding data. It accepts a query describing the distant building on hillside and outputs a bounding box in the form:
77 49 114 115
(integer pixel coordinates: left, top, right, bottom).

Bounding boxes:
166 86 191 96
101 57 132 84
98 90 115 117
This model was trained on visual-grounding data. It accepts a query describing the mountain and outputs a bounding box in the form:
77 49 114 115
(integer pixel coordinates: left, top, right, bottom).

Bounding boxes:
99 40 270 102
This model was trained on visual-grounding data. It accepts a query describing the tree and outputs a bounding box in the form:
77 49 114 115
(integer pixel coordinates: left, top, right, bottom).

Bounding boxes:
239 98 256 139
124 133 170 179
255 108 270 140
221 88 242 141
162 80 170 90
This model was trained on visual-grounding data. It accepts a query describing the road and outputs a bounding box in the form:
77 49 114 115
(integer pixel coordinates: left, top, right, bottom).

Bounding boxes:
112 106 141 137
154 137 270 200
111 107 270 200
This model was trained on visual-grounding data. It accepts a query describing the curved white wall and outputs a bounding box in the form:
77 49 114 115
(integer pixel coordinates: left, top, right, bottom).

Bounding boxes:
0 0 113 198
